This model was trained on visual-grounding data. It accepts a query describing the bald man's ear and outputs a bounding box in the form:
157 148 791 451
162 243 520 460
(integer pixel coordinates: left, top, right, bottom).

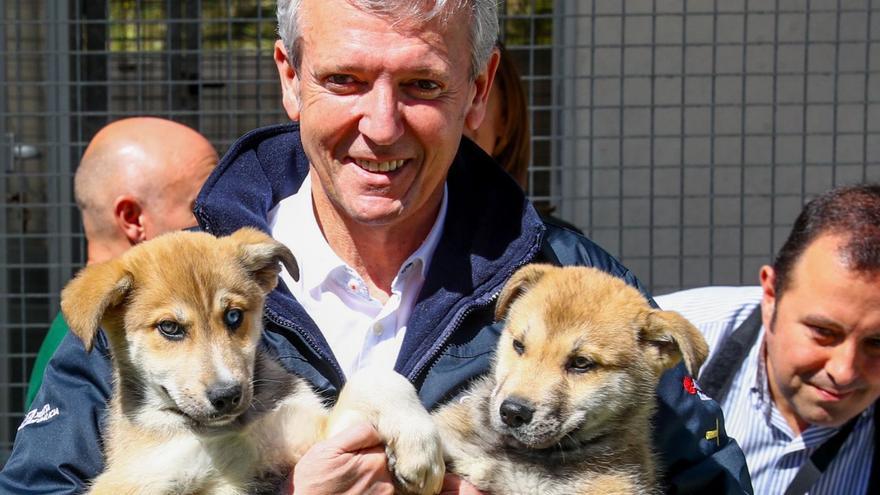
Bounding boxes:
114 196 146 245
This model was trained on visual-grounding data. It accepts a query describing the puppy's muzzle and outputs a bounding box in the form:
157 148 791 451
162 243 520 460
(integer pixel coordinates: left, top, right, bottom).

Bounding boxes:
207 382 243 416
499 397 535 428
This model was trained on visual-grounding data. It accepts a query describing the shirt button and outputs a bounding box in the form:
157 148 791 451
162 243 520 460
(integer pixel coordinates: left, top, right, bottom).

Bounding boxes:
372 323 383 336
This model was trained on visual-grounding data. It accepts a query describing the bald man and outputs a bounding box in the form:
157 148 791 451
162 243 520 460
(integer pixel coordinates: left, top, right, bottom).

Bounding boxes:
74 117 219 263
25 117 218 408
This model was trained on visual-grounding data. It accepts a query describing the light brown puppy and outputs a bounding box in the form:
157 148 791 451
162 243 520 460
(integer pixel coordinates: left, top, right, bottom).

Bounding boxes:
435 264 709 495
61 228 443 495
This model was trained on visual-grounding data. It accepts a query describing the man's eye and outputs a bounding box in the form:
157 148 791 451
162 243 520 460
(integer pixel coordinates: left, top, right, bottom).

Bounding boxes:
809 326 837 344
811 326 832 337
326 74 356 86
407 80 442 97
414 80 439 91
864 337 880 352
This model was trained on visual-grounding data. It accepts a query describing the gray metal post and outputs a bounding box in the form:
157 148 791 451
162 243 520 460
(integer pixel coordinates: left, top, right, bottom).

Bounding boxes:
45 0 73 310
0 4 10 463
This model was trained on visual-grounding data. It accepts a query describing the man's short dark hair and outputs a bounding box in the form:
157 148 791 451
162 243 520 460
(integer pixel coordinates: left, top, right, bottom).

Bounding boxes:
773 183 880 298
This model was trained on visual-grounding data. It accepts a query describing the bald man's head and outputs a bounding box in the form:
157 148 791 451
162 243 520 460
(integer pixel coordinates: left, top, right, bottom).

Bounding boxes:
75 117 218 263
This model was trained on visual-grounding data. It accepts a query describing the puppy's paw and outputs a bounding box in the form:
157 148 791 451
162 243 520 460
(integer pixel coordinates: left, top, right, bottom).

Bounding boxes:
335 368 445 495
384 412 445 495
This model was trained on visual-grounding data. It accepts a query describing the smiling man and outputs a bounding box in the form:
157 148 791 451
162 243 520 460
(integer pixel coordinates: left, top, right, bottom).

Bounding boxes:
657 184 880 495
273 0 488 303
1 1 751 494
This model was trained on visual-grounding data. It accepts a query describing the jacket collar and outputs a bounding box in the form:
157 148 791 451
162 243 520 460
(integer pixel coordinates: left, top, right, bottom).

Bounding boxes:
195 123 545 383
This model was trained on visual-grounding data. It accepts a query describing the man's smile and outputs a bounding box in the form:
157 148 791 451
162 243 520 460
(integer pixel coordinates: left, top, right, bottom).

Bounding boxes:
811 383 856 402
353 157 407 173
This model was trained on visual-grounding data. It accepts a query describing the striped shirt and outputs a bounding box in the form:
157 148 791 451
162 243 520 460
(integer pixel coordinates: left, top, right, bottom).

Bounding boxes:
656 286 875 495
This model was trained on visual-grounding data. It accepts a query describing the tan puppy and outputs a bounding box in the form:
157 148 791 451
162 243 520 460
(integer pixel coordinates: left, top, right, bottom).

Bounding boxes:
61 228 443 495
435 264 709 495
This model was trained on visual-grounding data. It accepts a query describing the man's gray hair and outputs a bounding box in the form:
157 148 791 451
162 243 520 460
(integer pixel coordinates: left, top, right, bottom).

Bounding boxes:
277 0 499 79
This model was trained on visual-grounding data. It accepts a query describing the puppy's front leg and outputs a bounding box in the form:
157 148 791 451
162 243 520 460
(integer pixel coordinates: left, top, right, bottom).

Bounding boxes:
329 369 445 495
254 379 332 469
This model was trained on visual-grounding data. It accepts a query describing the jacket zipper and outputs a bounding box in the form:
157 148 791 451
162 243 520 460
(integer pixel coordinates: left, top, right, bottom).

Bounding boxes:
406 248 539 384
263 306 347 389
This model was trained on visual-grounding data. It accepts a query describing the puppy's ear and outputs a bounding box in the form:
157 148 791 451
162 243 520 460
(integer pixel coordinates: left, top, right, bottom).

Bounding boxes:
640 309 709 376
495 264 554 321
60 260 132 352
229 227 299 293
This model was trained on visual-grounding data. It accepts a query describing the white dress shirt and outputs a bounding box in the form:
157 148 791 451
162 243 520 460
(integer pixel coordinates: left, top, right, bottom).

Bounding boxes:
656 287 875 495
268 173 448 378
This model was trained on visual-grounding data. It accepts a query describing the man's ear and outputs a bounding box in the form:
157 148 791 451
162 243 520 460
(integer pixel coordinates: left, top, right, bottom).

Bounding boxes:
275 40 301 122
60 259 132 352
759 265 776 331
114 196 145 245
464 48 501 132
495 263 554 322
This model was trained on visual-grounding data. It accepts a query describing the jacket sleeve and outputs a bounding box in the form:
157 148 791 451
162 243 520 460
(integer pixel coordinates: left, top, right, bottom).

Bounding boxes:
653 363 753 494
0 332 111 494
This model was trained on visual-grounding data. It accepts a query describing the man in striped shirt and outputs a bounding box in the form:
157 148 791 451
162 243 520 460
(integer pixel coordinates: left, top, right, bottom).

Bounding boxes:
656 184 879 495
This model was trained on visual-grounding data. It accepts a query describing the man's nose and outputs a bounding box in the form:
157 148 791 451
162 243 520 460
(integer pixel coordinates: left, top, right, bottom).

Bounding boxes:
826 340 860 388
356 82 404 145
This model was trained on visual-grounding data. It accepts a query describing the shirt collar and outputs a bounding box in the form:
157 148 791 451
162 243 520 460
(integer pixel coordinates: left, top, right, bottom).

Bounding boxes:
751 332 771 412
274 172 448 299
396 181 447 282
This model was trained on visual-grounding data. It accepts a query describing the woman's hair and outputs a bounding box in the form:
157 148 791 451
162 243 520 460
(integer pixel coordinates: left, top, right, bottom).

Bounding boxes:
491 42 531 189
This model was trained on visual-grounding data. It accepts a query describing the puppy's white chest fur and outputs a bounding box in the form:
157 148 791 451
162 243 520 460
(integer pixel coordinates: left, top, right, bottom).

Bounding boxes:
142 435 251 493
99 429 259 494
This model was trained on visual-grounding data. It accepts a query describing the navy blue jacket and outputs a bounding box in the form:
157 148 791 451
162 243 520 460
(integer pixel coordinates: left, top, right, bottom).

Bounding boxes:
0 124 752 494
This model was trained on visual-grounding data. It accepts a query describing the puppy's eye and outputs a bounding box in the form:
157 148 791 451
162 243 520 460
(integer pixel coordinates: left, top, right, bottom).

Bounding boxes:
567 356 595 373
224 308 243 330
157 320 185 341
512 339 525 355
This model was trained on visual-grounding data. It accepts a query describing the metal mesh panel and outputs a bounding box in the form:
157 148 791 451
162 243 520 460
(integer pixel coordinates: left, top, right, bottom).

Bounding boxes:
1 0 285 462
549 0 879 293
1 0 878 463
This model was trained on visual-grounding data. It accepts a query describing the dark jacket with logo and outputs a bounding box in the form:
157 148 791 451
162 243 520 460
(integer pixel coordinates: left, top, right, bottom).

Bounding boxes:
0 124 752 494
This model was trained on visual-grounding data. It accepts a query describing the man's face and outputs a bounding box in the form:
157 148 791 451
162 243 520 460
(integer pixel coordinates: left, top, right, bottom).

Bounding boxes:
761 234 880 433
274 0 497 229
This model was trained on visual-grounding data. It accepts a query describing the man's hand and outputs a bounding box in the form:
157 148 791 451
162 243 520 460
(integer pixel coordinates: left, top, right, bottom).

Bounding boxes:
289 422 395 495
440 473 486 495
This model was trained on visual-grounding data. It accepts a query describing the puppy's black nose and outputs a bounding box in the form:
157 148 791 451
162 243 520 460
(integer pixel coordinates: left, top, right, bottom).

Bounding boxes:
207 383 242 414
499 398 534 427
